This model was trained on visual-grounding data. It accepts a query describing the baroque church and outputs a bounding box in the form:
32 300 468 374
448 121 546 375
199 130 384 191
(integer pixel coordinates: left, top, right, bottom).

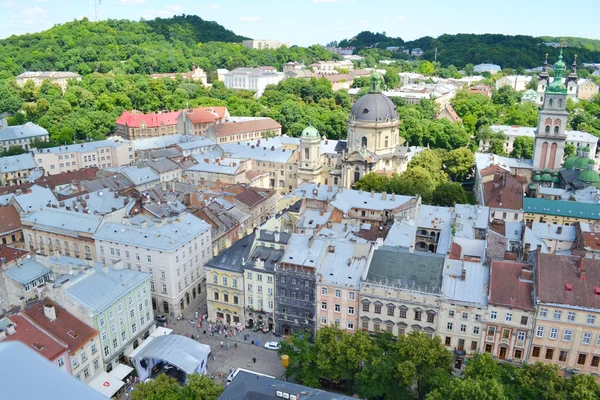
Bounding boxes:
296 72 419 189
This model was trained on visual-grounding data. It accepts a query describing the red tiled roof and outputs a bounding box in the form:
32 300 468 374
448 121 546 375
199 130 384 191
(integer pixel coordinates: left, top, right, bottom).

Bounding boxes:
213 119 281 137
184 106 228 124
0 245 29 264
482 172 524 210
440 104 462 122
24 300 99 355
489 260 535 311
2 314 69 362
116 110 181 128
245 170 268 180
537 253 600 309
449 242 462 260
234 187 275 208
480 165 502 178
36 167 99 189
0 205 21 235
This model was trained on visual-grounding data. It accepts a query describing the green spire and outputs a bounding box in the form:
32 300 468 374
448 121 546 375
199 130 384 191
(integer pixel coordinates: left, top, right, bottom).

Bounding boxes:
546 48 567 94
369 71 382 92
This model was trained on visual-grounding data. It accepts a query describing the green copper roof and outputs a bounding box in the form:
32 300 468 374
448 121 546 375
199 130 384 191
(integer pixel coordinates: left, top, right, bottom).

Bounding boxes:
524 197 600 220
541 173 552 181
552 176 561 183
532 174 541 181
543 168 551 173
574 157 594 170
547 49 567 94
301 124 320 139
578 169 600 183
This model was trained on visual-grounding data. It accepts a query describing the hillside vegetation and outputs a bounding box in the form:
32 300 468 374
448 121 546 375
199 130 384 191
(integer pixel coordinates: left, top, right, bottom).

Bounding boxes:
0 15 336 77
337 31 600 68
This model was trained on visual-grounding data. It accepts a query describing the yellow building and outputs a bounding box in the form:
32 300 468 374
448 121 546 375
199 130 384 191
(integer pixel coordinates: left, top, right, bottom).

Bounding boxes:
523 198 600 226
531 253 600 375
204 234 254 326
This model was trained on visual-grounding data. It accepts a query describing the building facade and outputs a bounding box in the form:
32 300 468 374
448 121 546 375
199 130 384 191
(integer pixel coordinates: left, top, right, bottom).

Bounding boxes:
16 71 81 92
0 123 49 152
115 111 180 140
93 213 212 315
242 39 289 49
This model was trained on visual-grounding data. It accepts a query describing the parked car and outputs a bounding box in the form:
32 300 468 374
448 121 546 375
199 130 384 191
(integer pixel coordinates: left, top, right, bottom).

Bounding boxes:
264 341 280 351
154 315 167 323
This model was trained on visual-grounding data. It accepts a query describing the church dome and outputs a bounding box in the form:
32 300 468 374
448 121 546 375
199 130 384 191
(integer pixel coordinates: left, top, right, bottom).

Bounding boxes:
563 156 579 169
574 157 593 170
301 125 320 139
578 169 600 184
350 93 398 122
541 173 553 181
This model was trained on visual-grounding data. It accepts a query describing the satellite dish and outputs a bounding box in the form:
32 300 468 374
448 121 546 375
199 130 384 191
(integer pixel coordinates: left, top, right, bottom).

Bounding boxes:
69 271 74 275
89 313 95 318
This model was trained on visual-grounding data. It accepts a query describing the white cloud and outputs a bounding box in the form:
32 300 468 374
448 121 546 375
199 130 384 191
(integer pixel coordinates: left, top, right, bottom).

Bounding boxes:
120 0 146 4
165 5 184 11
19 6 48 17
360 19 368 25
141 8 174 19
3 0 22 8
313 0 346 3
196 4 220 10
239 16 259 21
384 16 406 21
34 0 48 3
23 19 34 25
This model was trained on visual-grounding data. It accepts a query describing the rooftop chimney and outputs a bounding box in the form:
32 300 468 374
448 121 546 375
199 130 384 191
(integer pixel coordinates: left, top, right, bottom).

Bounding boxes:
0 329 5 341
328 245 335 253
274 231 280 242
520 267 533 281
370 190 374 198
6 324 15 335
43 304 57 321
461 269 466 281
382 191 387 200
580 269 587 281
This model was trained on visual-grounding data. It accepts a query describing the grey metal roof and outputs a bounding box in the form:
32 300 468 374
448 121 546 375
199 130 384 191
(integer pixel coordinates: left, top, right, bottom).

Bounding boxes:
0 153 37 173
131 334 210 375
206 233 255 273
84 173 134 192
4 258 51 284
3 184 58 211
21 208 103 235
32 138 130 156
0 123 49 141
220 371 356 400
94 213 210 252
365 246 445 294
145 158 180 173
109 166 159 186
350 92 398 122
282 234 328 268
66 267 150 313
0 342 106 400
246 245 285 273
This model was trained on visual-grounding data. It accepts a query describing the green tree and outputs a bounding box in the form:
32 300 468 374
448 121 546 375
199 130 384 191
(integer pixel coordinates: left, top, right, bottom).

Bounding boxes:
510 136 534 159
564 143 576 158
489 138 507 156
180 373 224 400
354 173 390 192
419 60 435 75
131 373 222 400
443 148 475 181
278 330 321 387
426 378 507 400
432 182 467 206
0 146 26 157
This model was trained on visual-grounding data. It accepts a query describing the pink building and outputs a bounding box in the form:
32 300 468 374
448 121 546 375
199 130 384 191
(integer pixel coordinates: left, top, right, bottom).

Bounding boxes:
316 239 373 332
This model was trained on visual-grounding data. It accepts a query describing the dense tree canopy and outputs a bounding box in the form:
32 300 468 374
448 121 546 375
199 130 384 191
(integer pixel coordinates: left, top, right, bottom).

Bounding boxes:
131 373 223 400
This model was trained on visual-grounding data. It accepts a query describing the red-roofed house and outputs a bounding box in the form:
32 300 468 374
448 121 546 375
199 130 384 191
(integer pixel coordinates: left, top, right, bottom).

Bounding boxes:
233 187 277 231
0 314 71 374
0 205 22 246
436 104 462 123
177 106 229 136
483 260 535 362
531 253 600 375
115 111 181 140
24 300 103 383
206 118 282 144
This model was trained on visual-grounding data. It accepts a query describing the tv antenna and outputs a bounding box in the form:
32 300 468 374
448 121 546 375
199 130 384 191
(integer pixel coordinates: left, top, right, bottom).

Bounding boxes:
90 0 102 22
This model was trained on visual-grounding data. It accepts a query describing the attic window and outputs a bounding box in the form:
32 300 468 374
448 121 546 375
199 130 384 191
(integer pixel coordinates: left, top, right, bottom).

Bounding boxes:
363 108 369 114
565 283 573 292
32 343 45 351
67 330 78 339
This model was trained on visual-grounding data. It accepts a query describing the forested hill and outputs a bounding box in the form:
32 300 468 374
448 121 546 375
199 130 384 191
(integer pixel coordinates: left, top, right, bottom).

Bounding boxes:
0 15 336 77
337 31 600 68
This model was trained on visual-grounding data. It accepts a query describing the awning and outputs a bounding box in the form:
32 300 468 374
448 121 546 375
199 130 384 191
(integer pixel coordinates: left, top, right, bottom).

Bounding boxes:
125 336 155 359
150 327 173 337
89 372 125 398
109 364 133 381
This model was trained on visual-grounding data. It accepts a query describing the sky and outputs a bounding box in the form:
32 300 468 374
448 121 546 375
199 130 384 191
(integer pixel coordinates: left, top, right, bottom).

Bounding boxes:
1 0 600 46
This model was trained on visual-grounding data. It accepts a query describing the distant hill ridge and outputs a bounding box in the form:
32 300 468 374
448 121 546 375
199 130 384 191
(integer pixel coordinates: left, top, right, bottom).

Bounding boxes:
337 31 600 68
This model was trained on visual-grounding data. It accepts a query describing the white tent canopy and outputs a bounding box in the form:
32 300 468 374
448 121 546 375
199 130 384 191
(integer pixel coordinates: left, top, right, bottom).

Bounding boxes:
89 371 125 398
131 335 211 381
109 364 134 381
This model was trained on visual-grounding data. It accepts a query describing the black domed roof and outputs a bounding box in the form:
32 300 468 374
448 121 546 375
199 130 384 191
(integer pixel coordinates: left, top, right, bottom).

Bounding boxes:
350 93 398 122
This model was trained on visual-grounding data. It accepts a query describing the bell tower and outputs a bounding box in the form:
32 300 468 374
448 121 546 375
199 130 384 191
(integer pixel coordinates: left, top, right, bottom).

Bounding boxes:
533 49 571 171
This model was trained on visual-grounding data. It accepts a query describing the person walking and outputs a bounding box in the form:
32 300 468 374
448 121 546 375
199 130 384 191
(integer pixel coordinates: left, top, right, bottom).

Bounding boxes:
252 357 256 364
227 342 230 350
220 340 224 348
234 343 238 349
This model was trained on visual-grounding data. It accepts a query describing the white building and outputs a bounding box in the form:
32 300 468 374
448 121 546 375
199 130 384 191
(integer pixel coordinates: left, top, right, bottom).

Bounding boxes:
495 75 533 92
0 123 49 152
16 71 81 92
32 138 134 176
473 64 502 74
93 213 212 315
224 68 285 97
242 39 289 50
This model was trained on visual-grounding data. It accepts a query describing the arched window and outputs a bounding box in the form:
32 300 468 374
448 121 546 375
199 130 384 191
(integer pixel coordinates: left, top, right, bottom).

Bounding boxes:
384 136 389 147
554 126 559 134
545 125 550 134
354 171 361 184
361 136 368 148
549 98 554 107
558 99 563 108
304 147 309 160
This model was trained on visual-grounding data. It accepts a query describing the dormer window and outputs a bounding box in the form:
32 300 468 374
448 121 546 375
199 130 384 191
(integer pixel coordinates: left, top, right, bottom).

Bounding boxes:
363 108 369 114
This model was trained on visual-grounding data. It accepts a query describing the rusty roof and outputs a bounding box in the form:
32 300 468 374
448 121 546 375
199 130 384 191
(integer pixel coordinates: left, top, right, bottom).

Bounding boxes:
537 253 600 309
489 260 534 311
0 245 29 264
1 314 69 362
0 205 21 235
482 172 524 210
184 106 227 124
23 300 99 355
212 118 281 137
234 187 275 208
